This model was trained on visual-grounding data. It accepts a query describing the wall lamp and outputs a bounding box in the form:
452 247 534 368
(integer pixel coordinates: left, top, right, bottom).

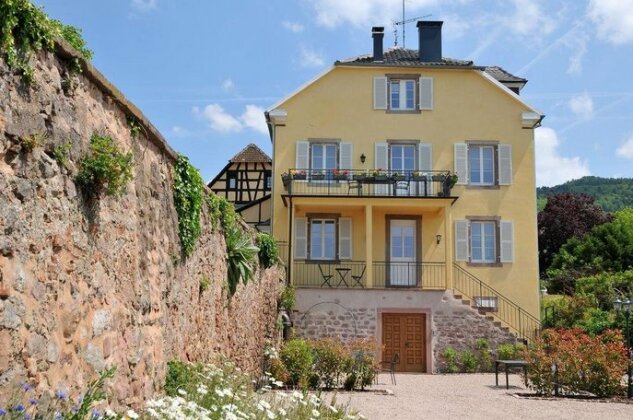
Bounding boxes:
360 153 366 164
436 234 442 245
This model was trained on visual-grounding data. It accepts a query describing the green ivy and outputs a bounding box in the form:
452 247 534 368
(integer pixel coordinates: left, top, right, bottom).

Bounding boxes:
127 115 142 139
0 0 92 82
173 155 204 257
256 233 278 268
206 192 238 234
76 134 133 198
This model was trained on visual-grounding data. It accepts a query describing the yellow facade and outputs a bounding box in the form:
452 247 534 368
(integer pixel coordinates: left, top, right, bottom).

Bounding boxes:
267 29 542 354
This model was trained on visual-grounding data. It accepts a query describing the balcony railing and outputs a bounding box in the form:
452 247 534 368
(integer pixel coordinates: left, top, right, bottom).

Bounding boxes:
281 169 456 198
292 260 446 290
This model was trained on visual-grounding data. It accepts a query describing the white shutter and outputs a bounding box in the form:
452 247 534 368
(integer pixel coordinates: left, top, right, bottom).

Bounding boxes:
295 141 309 171
339 142 353 171
419 77 434 110
455 220 469 262
498 144 512 185
294 217 308 259
500 221 514 263
375 142 389 195
373 77 388 110
418 143 432 196
338 217 352 260
454 143 468 185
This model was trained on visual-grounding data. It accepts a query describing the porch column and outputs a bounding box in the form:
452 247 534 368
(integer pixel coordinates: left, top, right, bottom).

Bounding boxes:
365 204 373 288
443 204 453 289
289 202 295 286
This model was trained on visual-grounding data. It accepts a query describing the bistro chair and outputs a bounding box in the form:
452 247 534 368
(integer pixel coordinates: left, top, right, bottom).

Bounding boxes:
319 264 333 287
351 265 366 288
376 352 400 385
347 179 363 196
394 179 410 195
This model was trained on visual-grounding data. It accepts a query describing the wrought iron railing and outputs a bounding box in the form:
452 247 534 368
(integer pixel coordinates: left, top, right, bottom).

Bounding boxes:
281 169 455 198
292 260 446 289
453 263 541 342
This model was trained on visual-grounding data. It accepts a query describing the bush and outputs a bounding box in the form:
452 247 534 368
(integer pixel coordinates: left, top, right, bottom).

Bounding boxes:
279 339 314 389
225 226 259 296
311 338 345 389
496 342 524 360
461 350 478 373
256 233 279 268
76 134 133 198
524 328 627 397
343 339 379 390
475 338 493 372
279 285 296 311
442 347 459 373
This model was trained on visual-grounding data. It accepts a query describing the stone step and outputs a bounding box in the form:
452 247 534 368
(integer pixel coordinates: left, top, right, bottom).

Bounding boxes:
453 294 463 300
461 299 470 305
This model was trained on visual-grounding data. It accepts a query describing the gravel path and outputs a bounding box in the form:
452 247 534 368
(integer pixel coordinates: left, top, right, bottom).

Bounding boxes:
325 373 632 420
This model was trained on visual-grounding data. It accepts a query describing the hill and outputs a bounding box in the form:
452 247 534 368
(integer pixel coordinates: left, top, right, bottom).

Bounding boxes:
537 176 633 212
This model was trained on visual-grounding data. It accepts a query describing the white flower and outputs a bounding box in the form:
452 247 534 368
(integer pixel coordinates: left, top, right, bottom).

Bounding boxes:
278 408 287 416
312 409 320 417
126 409 139 419
309 394 320 405
177 389 187 396
266 409 276 419
272 380 284 387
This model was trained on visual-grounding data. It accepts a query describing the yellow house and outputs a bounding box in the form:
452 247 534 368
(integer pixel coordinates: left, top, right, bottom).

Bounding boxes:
266 22 543 373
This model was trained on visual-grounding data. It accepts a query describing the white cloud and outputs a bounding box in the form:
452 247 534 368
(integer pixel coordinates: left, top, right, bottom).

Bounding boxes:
299 46 325 68
588 0 633 45
240 105 268 135
131 0 156 12
565 32 588 76
193 104 242 133
503 0 556 36
535 127 590 186
309 0 438 28
616 134 633 159
222 79 235 92
568 92 594 119
283 21 304 33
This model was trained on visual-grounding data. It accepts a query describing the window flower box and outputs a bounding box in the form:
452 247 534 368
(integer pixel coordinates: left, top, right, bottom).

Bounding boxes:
391 172 405 181
332 170 349 181
411 171 427 181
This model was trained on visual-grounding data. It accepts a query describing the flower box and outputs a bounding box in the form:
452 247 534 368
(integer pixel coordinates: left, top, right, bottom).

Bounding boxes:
391 175 405 181
374 175 389 182
311 174 326 181
353 174 367 181
411 176 427 181
293 174 307 180
334 174 349 181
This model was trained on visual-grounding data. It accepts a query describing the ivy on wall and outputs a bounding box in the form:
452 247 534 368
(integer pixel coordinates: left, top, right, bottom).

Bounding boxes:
0 0 92 82
173 155 204 257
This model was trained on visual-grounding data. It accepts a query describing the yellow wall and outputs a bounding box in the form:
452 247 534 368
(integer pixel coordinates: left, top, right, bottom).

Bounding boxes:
271 65 539 317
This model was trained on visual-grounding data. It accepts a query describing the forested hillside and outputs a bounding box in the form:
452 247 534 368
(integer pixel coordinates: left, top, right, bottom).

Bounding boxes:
537 176 633 212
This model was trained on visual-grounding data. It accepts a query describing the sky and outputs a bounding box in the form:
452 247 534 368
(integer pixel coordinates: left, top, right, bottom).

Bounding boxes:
33 0 633 187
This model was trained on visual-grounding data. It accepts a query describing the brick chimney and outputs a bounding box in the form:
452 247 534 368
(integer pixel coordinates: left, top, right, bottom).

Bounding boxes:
417 21 443 62
372 26 384 62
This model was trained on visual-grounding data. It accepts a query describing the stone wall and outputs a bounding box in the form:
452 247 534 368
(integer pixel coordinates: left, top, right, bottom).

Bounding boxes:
292 289 516 373
0 43 283 407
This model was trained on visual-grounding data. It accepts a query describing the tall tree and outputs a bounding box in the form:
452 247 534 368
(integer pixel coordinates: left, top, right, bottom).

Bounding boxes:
538 193 611 275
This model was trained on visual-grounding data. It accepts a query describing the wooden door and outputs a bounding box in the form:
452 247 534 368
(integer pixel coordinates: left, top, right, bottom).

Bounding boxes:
382 313 426 372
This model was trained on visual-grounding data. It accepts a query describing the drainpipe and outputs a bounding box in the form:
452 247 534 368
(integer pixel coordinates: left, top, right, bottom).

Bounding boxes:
287 197 293 286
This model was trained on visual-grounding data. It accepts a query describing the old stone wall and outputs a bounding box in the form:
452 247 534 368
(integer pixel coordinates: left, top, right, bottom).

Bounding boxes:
0 44 283 407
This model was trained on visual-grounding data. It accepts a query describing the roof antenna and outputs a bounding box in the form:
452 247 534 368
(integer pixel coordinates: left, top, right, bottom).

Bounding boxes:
392 0 431 47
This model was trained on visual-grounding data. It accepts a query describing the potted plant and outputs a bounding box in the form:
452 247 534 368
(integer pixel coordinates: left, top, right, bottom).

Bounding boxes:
443 173 458 196
354 169 370 181
391 171 405 181
373 168 388 182
333 169 349 181
291 169 307 180
311 170 326 180
411 171 426 181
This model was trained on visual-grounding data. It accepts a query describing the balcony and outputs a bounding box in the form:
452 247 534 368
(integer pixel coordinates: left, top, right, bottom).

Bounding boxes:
280 169 457 202
292 260 446 290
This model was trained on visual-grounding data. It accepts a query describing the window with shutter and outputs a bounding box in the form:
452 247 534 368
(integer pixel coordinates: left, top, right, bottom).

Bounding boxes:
454 143 468 185
339 218 352 260
419 77 433 110
295 141 309 171
498 144 513 185
339 142 353 171
373 77 388 110
499 221 514 262
374 75 434 112
458 218 514 265
294 217 308 259
457 142 513 187
455 220 469 262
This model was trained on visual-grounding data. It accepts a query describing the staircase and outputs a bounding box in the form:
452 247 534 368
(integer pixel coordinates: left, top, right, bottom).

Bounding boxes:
452 263 541 343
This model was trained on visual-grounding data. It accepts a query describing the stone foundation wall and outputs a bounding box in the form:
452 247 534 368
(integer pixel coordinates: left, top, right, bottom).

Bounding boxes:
0 44 283 407
292 289 516 373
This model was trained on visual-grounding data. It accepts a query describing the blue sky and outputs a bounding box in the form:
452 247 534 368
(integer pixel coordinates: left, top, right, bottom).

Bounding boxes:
34 0 633 186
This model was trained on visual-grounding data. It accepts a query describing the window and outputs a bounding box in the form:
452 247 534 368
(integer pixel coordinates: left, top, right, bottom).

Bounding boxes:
455 219 514 264
311 143 337 171
390 144 416 173
265 171 272 190
468 145 495 186
390 79 416 111
227 172 237 190
309 219 336 260
470 221 496 263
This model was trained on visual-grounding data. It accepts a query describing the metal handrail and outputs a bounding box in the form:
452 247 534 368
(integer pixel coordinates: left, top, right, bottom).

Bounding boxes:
453 263 541 342
281 168 455 198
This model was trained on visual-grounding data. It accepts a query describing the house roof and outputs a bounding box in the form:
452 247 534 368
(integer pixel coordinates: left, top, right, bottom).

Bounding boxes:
336 48 526 87
230 143 271 163
336 48 475 68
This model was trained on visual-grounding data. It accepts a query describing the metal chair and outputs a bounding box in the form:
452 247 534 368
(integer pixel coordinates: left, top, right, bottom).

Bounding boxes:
351 265 366 288
376 352 399 385
319 264 333 287
394 180 410 196
347 179 362 196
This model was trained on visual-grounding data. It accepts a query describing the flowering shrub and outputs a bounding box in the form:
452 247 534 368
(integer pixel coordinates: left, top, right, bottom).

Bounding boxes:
155 360 362 419
0 368 118 419
524 328 628 397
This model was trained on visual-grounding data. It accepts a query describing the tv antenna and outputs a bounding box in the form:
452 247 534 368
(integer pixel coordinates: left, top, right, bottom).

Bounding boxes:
392 0 431 47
